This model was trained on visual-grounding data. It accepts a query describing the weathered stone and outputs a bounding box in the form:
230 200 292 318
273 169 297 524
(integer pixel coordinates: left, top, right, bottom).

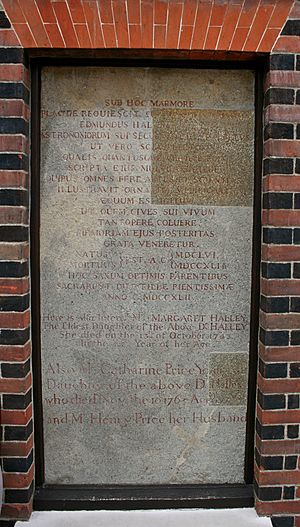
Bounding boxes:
40 67 255 485
209 353 249 406
152 109 253 206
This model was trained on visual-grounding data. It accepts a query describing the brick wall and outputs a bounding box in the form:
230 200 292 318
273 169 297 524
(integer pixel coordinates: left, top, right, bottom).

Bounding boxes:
0 5 33 521
256 5 300 526
0 0 298 524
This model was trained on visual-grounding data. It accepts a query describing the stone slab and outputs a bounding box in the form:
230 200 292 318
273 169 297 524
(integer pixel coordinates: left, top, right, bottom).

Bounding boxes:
40 67 255 485
16 509 272 527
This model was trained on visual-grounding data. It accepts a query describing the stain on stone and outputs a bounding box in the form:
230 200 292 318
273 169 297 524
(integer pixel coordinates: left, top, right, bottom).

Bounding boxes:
152 109 254 206
209 353 248 406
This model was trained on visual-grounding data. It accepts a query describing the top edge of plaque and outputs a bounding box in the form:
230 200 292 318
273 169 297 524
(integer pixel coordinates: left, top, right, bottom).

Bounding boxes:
41 67 255 111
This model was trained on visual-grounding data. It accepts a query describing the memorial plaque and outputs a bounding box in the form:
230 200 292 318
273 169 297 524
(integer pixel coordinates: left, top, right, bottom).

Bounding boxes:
40 67 255 485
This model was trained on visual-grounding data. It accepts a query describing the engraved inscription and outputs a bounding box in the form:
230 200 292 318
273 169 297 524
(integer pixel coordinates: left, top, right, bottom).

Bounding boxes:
40 67 255 485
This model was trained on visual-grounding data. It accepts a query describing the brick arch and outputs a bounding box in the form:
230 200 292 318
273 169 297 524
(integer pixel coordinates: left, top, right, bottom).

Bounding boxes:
1 0 295 52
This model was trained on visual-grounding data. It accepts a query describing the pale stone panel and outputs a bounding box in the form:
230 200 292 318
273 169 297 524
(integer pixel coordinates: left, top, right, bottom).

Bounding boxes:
40 67 255 485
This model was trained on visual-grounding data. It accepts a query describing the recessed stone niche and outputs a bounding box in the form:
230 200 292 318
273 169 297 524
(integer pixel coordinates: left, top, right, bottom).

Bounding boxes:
40 67 254 485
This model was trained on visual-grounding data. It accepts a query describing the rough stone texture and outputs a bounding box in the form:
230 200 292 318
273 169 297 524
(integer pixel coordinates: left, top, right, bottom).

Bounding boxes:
209 353 249 406
40 67 254 485
152 109 253 206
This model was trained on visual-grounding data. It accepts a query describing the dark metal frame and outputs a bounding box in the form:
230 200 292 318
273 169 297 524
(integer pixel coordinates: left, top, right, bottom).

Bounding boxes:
30 50 266 511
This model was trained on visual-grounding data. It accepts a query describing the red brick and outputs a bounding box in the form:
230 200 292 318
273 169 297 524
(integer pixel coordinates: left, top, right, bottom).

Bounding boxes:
205 26 221 50
256 434 300 455
113 0 129 48
2 0 26 23
166 2 182 48
0 433 33 457
290 3 300 18
68 0 86 23
295 516 300 527
1 502 33 520
229 27 249 51
260 312 300 330
257 405 300 425
191 2 212 49
0 136 27 154
266 104 300 123
265 139 300 158
154 0 168 25
266 71 300 89
129 24 142 48
182 0 197 26
82 1 104 47
35 0 56 23
74 24 91 47
102 24 117 48
0 310 30 329
256 500 300 515
0 373 31 394
262 245 300 262
0 278 29 295
268 0 294 28
255 464 300 486
3 465 34 490
13 23 37 47
0 29 21 47
141 0 153 48
0 311 27 333
0 243 28 261
1 404 32 425
0 341 31 362
217 4 241 50
263 176 300 193
23 67 30 89
127 0 141 24
20 0 51 47
243 5 274 51
44 23 65 47
0 171 27 188
238 0 260 28
23 244 29 260
154 24 166 48
0 65 27 83
0 100 29 120
257 373 300 395
258 27 279 52
263 209 300 226
261 278 300 297
210 3 227 26
259 343 300 363
274 35 300 52
98 0 114 23
53 2 79 47
179 25 193 49
0 206 28 225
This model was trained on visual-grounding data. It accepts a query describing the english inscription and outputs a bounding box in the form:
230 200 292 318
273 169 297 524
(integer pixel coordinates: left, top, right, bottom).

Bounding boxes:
40 67 255 485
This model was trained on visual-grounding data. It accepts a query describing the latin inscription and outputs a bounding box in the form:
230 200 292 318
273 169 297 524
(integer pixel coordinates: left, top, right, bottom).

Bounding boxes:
40 67 254 485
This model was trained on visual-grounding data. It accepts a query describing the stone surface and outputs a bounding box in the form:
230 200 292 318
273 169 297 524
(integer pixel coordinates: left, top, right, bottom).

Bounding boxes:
40 67 255 485
152 109 253 206
15 509 272 527
209 353 249 406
